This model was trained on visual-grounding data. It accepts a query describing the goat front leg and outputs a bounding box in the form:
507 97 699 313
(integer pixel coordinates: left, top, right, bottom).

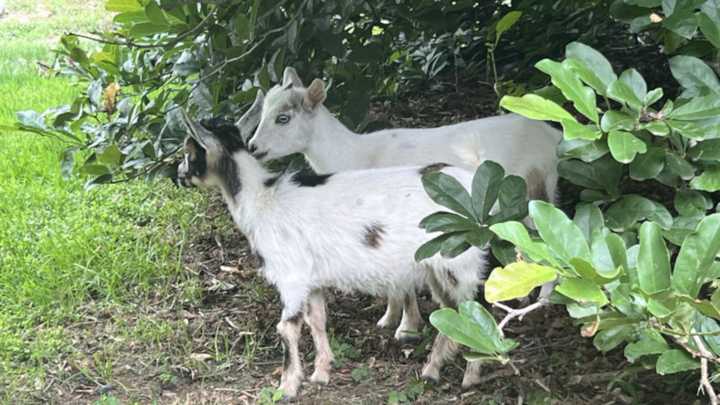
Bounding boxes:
377 294 403 329
395 290 424 343
303 289 334 384
277 312 304 398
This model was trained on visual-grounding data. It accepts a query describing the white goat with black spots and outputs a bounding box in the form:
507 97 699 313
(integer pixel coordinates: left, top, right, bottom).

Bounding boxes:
245 67 561 342
177 115 488 398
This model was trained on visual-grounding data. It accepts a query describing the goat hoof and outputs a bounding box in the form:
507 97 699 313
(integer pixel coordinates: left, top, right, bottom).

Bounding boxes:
396 333 422 345
461 377 480 391
420 367 440 385
376 315 399 329
278 382 301 400
309 370 330 385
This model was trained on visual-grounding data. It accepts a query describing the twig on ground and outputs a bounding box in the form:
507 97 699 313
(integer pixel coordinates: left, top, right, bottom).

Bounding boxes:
693 335 718 405
494 298 549 336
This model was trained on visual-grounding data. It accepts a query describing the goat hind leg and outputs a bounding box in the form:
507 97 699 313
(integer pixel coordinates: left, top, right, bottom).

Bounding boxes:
395 290 424 343
303 289 334 384
421 334 460 383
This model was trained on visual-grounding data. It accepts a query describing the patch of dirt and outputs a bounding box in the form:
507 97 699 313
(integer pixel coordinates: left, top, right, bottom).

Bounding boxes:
36 196 698 405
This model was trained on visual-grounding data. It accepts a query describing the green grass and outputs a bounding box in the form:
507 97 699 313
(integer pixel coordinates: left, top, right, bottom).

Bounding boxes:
0 1 209 400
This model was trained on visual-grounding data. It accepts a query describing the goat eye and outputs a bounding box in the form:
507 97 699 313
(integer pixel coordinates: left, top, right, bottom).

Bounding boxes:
275 114 290 125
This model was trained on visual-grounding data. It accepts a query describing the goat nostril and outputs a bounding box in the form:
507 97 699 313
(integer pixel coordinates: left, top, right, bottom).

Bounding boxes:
248 143 257 153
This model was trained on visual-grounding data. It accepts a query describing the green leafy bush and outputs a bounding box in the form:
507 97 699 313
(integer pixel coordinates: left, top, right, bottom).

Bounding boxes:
12 0 668 188
418 38 720 401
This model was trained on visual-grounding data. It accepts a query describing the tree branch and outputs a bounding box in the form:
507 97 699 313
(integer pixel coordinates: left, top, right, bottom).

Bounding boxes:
693 335 718 405
494 298 549 337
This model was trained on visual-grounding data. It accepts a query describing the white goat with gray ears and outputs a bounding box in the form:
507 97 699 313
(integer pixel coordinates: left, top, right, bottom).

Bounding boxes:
176 115 487 398
246 67 562 341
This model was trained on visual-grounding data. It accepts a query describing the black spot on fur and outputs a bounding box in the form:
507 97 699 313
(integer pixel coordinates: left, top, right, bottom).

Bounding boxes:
217 152 241 197
291 172 333 187
447 270 458 287
287 312 302 324
363 223 386 248
186 138 208 178
264 176 281 188
419 162 450 176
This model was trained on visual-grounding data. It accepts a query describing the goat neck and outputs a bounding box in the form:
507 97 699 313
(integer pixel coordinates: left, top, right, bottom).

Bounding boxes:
304 106 370 173
222 151 274 232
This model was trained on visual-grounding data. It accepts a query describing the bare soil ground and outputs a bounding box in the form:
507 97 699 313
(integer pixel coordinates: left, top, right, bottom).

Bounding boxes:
37 87 701 404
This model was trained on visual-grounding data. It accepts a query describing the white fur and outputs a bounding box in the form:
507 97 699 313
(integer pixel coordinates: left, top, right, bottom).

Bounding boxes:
179 120 486 397
230 155 484 320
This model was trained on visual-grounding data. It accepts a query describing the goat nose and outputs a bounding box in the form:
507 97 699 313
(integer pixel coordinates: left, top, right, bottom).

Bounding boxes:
247 141 258 153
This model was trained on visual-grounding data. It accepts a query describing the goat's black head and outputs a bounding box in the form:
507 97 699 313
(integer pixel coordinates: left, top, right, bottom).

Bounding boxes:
177 113 245 197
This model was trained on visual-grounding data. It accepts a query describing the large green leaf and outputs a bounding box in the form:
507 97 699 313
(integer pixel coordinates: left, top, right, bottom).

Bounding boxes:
484 262 558 303
565 42 617 96
674 190 711 217
669 55 720 95
593 324 634 352
664 152 695 180
535 59 599 123
607 69 647 111
489 221 556 264
556 278 608 305
429 308 497 354
606 195 672 230
689 139 720 161
419 212 479 233
459 301 518 353
495 11 522 42
637 222 671 295
656 349 700 375
145 1 169 26
530 201 591 262
690 167 720 192
439 233 471 258
558 156 622 195
669 95 720 121
561 120 602 141
491 175 528 224
573 203 605 244
471 161 504 222
106 0 143 12
629 146 665 180
600 110 636 132
608 131 647 163
415 233 454 262
571 257 619 285
422 171 476 220
558 139 610 162
698 315 720 356
672 214 720 297
698 2 720 48
499 95 575 123
624 329 669 362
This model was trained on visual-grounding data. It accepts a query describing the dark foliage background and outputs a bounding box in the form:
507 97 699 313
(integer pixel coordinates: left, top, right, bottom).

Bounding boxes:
15 0 717 186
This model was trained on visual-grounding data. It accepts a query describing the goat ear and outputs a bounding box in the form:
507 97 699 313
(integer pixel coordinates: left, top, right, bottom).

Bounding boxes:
304 79 326 110
237 89 264 143
180 109 222 152
282 67 303 87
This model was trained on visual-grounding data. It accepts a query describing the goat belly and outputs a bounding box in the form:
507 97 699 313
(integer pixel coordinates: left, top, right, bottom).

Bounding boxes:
246 165 480 299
